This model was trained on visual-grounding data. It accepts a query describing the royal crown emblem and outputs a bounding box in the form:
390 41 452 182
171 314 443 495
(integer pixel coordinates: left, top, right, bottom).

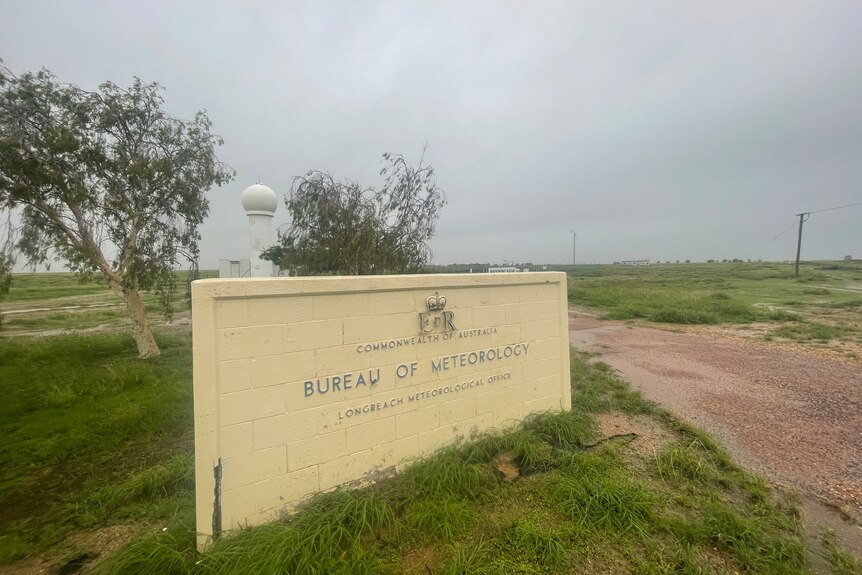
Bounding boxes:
425 292 447 311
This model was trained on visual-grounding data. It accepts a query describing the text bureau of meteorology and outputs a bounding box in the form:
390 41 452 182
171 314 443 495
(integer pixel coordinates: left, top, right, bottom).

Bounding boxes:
430 342 530 372
302 343 530 398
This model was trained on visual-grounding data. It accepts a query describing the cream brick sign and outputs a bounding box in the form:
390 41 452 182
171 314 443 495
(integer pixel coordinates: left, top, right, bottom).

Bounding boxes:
192 272 571 548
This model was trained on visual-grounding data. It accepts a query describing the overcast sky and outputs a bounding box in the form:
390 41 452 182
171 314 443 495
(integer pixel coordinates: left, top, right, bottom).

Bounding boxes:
2 1 860 266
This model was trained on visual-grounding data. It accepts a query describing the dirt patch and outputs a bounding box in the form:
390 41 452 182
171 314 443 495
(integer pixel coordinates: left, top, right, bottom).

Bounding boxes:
401 545 442 575
594 412 673 458
494 451 520 482
570 311 862 554
1 525 140 575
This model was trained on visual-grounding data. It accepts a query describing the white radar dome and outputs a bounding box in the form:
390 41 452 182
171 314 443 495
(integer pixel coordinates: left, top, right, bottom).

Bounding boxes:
241 183 278 214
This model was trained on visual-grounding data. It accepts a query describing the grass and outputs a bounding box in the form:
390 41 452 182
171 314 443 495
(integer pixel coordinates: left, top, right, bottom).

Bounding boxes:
76 453 195 525
821 531 862 575
565 261 862 347
5 335 856 574
550 448 658 536
772 322 855 342
2 273 113 301
2 326 860 572
0 270 218 334
4 308 129 331
504 519 567 569
0 332 194 560
3 270 218 303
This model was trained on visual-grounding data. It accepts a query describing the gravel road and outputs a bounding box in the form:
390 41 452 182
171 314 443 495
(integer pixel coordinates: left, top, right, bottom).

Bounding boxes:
569 312 862 552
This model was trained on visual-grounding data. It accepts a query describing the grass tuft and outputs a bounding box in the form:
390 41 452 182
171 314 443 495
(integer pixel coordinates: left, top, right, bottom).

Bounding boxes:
292 490 398 548
504 519 567 568
521 410 596 449
570 351 657 415
95 517 195 575
821 530 862 575
703 501 806 573
550 448 657 535
406 497 476 541
653 441 720 485
396 451 491 506
79 453 194 523
437 539 490 575
649 308 719 324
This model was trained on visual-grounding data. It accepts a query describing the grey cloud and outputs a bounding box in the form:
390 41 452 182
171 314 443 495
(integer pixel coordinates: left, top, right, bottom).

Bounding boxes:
1 0 859 267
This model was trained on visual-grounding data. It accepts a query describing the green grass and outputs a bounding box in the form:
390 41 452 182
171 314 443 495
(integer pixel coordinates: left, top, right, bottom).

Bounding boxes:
0 332 194 560
0 270 219 334
550 447 658 536
821 530 862 575
3 331 860 573
3 308 129 331
772 322 856 342
564 262 862 350
3 270 219 303
2 273 113 301
504 519 567 569
77 453 195 525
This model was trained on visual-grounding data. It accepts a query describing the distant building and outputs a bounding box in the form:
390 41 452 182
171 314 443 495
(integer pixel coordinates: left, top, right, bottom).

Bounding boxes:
219 259 251 278
487 267 520 273
619 259 650 266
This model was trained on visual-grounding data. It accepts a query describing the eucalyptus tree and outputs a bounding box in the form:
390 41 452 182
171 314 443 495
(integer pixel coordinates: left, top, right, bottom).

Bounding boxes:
0 64 233 357
264 151 445 275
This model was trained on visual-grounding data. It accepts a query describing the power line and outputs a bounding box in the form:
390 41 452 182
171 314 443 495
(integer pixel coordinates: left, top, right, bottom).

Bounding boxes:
798 200 862 216
721 200 858 278
793 200 859 276
769 220 799 243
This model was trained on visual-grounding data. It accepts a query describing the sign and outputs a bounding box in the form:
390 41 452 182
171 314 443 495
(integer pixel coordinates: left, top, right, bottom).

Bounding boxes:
192 273 571 549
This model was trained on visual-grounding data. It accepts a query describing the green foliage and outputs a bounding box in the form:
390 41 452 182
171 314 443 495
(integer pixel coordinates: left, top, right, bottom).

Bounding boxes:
0 532 28 563
396 450 491 505
292 490 397 548
79 453 194 523
437 540 491 575
0 332 193 556
703 501 806 573
773 322 846 341
566 262 861 334
570 351 657 415
550 449 658 535
406 497 476 540
508 430 554 471
3 330 839 573
95 516 195 575
0 214 12 328
263 149 445 275
0 334 191 479
504 519 567 568
459 432 513 464
648 308 719 324
821 530 862 575
653 441 721 485
521 410 596 449
0 64 233 354
0 252 11 327
188 490 395 575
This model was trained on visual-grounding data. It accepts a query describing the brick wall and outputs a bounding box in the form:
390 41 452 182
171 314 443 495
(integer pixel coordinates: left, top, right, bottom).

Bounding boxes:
192 273 571 549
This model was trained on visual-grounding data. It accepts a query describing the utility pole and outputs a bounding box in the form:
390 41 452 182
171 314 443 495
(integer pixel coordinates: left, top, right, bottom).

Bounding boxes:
794 212 809 277
571 230 576 267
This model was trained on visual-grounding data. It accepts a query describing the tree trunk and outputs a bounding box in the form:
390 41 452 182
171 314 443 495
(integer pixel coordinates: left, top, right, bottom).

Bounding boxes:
109 280 161 358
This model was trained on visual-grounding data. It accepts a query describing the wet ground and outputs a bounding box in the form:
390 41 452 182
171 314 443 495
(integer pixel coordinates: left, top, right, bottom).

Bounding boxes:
569 311 862 554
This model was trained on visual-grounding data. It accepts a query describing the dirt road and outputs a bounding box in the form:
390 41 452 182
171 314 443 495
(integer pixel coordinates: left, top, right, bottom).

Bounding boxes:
569 312 862 550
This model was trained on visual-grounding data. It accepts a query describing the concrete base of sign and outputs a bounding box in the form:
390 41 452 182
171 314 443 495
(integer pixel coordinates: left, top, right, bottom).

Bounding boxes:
192 272 571 550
